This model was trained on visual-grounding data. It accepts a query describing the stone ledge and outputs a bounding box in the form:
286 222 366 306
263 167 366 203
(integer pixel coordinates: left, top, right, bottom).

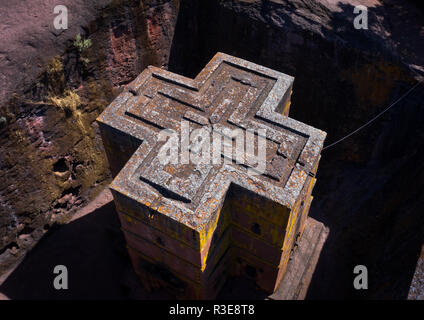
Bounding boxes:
269 217 328 300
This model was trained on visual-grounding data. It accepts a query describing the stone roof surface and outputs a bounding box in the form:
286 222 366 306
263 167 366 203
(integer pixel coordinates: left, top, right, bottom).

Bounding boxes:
97 52 326 231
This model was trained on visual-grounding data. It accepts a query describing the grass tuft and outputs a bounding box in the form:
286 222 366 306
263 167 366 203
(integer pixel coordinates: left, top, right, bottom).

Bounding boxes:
48 90 85 133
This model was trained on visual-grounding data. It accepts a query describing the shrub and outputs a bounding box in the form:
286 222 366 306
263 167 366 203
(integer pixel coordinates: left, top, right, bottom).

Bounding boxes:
73 34 92 54
73 34 92 66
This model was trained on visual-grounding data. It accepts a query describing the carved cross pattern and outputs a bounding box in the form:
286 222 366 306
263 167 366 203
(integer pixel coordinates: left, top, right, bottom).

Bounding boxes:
98 53 325 227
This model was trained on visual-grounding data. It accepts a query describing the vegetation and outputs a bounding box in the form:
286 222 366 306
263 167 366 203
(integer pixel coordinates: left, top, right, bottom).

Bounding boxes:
49 90 80 113
48 90 85 132
73 34 92 53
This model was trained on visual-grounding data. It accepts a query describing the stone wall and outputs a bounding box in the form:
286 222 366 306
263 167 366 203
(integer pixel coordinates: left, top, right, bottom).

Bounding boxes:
0 0 181 274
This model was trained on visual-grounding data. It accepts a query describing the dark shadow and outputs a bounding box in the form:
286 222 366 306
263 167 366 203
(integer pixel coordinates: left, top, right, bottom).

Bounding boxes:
305 0 424 300
167 0 424 299
0 198 268 300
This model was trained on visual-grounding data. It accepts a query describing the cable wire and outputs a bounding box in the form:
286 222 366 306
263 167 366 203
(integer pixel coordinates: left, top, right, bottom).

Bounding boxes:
322 80 422 151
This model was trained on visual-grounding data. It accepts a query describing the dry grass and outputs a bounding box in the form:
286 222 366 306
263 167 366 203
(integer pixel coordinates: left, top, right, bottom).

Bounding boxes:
49 90 81 112
48 90 85 132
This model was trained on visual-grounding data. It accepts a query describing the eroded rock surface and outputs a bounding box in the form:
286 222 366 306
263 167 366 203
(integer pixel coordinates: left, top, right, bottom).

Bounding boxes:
0 0 180 274
0 0 423 299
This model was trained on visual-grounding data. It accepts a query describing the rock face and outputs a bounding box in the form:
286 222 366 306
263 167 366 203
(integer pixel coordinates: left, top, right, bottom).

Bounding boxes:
0 0 423 299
